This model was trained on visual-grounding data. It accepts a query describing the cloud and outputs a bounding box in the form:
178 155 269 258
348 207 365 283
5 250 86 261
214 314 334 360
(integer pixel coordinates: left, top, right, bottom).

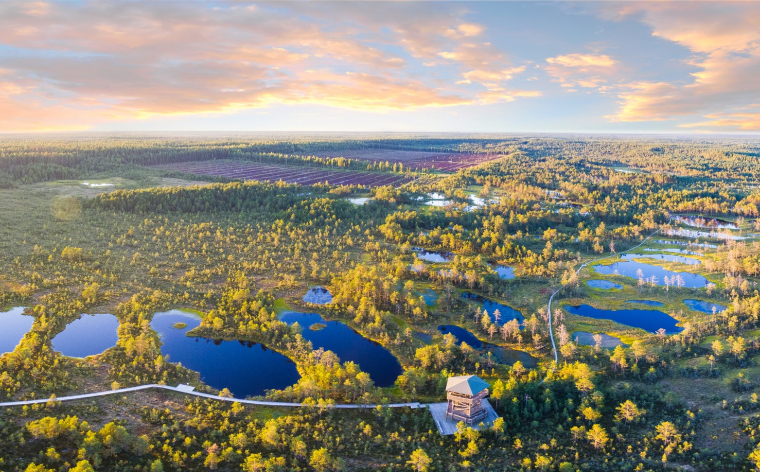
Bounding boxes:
602 2 760 130
679 108 760 131
544 53 617 89
546 54 617 68
0 1 538 131
477 89 542 105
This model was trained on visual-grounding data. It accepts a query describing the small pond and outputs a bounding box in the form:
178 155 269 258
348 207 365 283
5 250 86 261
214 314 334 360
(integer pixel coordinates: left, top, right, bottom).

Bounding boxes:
303 287 333 304
654 239 718 249
665 228 745 241
683 299 727 314
622 253 701 265
413 332 433 344
413 247 454 263
592 258 709 288
587 279 623 290
644 248 702 256
572 332 625 348
493 266 516 280
0 307 33 355
438 325 483 348
462 292 524 326
152 310 299 397
420 288 438 306
564 304 682 334
627 300 665 307
52 314 119 358
279 311 403 387
346 197 371 205
483 345 538 368
673 215 739 230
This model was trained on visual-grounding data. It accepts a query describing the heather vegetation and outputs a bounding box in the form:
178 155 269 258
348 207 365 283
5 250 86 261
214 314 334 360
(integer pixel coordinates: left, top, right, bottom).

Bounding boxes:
2 135 760 471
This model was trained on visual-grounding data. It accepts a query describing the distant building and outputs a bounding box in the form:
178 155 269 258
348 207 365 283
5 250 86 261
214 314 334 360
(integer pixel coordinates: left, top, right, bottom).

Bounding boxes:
445 375 491 425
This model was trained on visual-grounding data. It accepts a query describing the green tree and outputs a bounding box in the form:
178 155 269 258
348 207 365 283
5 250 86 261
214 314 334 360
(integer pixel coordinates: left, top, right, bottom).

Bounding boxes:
70 461 95 472
587 424 609 449
310 448 343 472
615 400 644 424
407 449 432 472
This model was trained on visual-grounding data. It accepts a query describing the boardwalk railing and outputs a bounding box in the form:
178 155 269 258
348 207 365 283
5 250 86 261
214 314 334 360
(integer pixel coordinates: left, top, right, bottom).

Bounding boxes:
0 383 425 409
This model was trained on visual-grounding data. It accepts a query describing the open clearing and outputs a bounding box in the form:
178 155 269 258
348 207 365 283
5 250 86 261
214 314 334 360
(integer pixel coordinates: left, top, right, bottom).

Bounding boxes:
153 159 414 187
303 149 505 172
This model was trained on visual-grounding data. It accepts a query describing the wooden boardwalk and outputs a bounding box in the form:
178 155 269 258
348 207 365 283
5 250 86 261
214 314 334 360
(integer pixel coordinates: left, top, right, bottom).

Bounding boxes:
0 384 424 410
428 399 500 435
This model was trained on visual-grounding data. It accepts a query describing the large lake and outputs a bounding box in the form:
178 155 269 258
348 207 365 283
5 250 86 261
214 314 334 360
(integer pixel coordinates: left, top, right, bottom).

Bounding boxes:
592 258 709 288
152 310 300 397
52 313 119 358
564 304 683 334
279 311 403 387
0 307 33 355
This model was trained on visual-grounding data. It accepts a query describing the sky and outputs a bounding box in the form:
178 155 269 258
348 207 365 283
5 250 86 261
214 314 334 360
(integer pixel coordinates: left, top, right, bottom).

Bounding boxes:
0 1 759 133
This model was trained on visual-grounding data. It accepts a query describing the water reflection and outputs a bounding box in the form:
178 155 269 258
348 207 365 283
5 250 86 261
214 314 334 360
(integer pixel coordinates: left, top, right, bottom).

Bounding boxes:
279 311 403 387
52 314 119 358
303 287 333 304
592 258 709 288
0 307 33 355
152 310 299 397
565 304 682 334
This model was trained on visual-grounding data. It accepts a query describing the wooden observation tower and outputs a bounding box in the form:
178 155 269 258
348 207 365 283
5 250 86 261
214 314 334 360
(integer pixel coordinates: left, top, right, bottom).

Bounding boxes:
445 375 490 425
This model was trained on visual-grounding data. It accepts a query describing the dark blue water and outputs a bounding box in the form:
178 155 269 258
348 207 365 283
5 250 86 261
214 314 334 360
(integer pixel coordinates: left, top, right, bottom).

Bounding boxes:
462 292 524 326
436 325 536 366
494 266 515 280
627 300 665 307
683 299 726 314
420 289 438 306
438 325 483 348
623 253 701 265
565 304 683 334
151 310 299 397
0 307 33 355
303 287 333 304
592 259 709 288
413 247 453 262
587 280 623 290
52 314 119 358
279 311 402 387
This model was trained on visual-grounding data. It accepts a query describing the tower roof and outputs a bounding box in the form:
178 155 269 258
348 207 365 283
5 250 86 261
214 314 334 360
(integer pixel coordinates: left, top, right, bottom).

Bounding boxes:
445 375 490 396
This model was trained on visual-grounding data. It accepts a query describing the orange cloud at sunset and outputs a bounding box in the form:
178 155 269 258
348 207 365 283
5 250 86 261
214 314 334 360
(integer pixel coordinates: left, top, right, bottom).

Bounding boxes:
0 2 539 131
1 1 759 132
604 2 760 130
544 53 618 90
